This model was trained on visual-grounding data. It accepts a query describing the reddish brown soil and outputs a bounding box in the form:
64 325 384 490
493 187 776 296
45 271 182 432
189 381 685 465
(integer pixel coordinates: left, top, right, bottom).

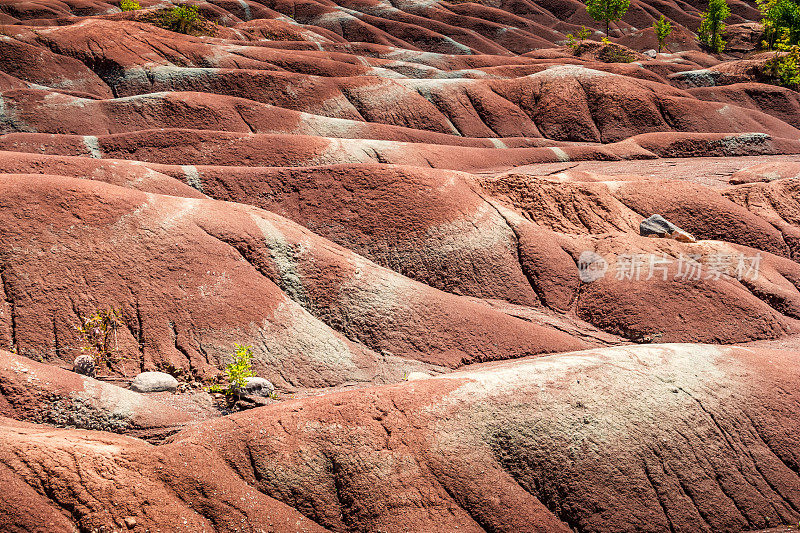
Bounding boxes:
0 0 799 531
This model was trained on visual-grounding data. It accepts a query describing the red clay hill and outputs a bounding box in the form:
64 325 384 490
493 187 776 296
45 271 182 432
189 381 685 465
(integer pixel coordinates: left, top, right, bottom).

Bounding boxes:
0 0 799 530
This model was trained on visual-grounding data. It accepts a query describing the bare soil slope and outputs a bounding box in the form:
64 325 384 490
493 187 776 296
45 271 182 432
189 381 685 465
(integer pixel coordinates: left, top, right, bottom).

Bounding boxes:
0 0 799 531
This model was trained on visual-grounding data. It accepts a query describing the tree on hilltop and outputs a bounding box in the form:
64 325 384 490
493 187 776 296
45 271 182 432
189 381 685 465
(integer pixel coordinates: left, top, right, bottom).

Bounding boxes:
698 0 731 53
586 0 631 37
653 15 673 52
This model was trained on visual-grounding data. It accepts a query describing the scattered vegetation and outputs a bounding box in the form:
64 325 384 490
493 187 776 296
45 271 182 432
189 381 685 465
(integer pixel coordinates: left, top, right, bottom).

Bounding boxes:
598 42 636 62
757 0 800 49
145 4 211 35
698 0 731 52
653 14 673 52
756 0 800 88
567 35 636 62
585 0 631 37
207 344 256 402
119 0 140 11
763 35 800 87
77 307 122 369
566 25 593 51
165 4 202 34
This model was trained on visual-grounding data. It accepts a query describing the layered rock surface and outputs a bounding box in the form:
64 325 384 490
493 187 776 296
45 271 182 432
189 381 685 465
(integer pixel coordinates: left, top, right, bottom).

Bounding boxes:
0 0 799 531
2 344 799 531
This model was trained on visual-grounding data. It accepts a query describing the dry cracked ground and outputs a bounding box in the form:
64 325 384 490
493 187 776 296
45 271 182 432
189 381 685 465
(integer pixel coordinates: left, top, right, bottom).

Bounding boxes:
0 0 800 530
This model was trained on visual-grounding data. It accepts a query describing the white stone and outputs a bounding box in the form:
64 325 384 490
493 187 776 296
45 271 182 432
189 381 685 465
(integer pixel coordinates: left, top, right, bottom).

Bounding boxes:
244 377 275 396
130 371 178 393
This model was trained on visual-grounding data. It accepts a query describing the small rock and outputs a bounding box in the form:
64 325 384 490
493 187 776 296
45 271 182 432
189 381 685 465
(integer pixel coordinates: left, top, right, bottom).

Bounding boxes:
667 69 721 88
643 49 657 59
243 377 275 397
405 371 432 381
235 395 271 410
73 354 96 378
670 229 696 243
639 214 696 243
124 516 137 529
130 371 178 393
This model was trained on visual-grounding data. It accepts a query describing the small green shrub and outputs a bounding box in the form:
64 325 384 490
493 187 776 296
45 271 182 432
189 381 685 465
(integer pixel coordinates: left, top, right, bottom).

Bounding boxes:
653 14 673 52
77 307 122 368
566 26 593 52
207 344 256 401
698 0 731 53
569 38 635 62
774 47 800 87
155 4 205 34
599 43 636 62
763 35 800 87
120 0 140 11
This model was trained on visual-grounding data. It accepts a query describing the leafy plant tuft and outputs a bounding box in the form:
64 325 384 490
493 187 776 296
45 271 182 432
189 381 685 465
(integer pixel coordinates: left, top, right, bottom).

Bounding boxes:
653 15 673 53
77 307 122 369
207 344 256 402
566 26 593 52
148 4 208 35
763 34 800 88
120 0 140 11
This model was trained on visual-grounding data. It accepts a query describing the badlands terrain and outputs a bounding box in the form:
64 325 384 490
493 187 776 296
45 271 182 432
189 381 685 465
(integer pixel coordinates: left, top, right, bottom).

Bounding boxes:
1 0 800 530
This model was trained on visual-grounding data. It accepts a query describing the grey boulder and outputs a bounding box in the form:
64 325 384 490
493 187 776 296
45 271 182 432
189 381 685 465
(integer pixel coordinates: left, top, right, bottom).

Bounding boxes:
667 69 721 88
640 214 696 243
243 377 275 397
73 354 97 377
130 371 178 393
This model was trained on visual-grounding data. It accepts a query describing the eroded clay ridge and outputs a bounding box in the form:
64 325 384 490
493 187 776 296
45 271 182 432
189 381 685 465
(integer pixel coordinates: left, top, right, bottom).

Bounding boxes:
0 0 799 530
2 344 800 531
